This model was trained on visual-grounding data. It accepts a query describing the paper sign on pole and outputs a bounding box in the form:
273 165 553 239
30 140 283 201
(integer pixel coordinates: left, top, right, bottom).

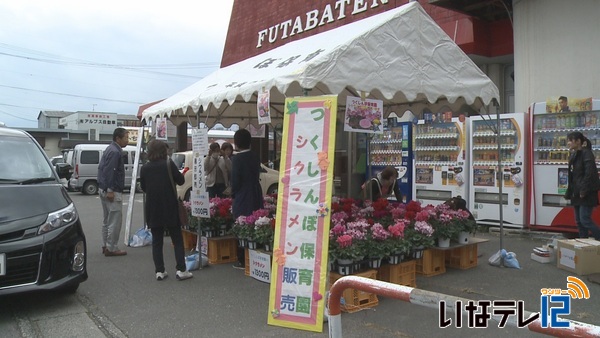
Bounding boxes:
267 95 337 332
191 128 210 218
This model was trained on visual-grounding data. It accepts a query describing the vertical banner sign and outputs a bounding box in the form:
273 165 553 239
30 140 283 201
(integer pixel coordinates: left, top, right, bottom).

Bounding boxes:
258 88 272 125
191 128 210 218
156 117 168 140
267 95 337 332
124 126 144 246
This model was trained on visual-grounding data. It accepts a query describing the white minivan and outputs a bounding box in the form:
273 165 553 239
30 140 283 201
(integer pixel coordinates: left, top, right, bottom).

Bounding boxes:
69 144 142 195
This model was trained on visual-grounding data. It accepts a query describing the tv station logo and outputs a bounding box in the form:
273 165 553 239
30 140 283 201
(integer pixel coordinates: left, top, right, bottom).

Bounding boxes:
439 276 590 329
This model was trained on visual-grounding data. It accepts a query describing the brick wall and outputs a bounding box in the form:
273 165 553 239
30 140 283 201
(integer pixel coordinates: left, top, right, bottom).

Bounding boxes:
220 0 512 67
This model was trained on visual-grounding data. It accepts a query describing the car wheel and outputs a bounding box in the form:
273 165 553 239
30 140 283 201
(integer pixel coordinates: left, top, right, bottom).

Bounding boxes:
267 184 278 195
82 181 98 195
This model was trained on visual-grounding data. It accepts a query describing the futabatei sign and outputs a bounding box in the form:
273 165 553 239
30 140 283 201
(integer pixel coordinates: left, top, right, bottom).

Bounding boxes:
267 95 337 332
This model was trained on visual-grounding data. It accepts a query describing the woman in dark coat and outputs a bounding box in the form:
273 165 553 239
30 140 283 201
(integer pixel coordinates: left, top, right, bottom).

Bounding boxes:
564 131 600 240
231 129 263 268
140 140 192 281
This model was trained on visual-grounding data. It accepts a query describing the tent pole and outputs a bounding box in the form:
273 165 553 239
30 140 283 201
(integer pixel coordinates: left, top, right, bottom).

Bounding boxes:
494 102 504 251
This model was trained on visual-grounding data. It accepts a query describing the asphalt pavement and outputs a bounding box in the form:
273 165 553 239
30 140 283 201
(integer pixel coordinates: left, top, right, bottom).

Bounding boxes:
2 192 600 337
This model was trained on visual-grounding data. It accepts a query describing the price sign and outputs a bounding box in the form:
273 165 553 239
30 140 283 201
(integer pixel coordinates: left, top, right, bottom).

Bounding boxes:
249 249 271 283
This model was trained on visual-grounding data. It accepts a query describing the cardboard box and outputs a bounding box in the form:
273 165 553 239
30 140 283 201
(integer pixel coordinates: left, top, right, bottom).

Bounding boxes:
556 239 600 275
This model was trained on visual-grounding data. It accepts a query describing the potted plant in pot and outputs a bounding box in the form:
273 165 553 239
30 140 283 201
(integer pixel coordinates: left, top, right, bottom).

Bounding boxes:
362 222 391 268
404 220 434 259
386 219 411 264
253 215 274 251
329 234 364 275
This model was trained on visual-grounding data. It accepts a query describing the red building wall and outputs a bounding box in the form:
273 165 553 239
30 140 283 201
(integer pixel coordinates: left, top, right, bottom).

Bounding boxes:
221 0 512 68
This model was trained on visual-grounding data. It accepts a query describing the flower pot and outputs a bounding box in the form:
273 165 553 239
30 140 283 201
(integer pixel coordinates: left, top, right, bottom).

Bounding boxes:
368 257 382 269
337 258 353 275
238 238 247 248
247 240 258 250
264 243 272 252
458 231 470 244
219 224 228 237
203 230 217 238
411 246 425 259
437 237 451 248
387 253 404 265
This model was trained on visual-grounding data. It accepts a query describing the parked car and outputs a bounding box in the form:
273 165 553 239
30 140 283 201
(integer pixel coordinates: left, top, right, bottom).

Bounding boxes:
0 127 87 295
171 150 279 201
69 144 142 195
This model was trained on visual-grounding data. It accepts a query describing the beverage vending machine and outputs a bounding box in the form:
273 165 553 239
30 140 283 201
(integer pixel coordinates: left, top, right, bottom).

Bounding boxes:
528 100 600 232
468 113 528 228
368 117 413 203
412 115 469 206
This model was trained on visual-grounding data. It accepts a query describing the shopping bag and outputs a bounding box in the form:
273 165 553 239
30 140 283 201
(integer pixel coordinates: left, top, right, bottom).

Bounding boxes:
129 227 152 247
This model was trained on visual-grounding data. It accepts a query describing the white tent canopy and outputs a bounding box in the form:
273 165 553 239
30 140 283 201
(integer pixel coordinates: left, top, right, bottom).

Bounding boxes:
142 2 499 128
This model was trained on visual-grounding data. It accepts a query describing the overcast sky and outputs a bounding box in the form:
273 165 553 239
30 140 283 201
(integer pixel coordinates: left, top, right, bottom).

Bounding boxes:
0 0 234 128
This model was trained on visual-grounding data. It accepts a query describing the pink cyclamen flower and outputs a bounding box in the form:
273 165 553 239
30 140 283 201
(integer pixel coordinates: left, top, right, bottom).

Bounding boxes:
336 234 353 248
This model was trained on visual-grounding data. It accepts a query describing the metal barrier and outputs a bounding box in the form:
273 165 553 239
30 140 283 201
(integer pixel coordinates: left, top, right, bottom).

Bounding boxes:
328 276 600 338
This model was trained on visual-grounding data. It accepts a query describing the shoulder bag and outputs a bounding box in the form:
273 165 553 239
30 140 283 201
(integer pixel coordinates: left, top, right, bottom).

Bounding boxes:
166 158 188 226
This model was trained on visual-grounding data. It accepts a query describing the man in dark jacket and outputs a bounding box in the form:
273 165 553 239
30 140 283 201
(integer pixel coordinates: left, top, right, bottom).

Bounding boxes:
565 131 600 240
231 129 263 268
97 127 129 256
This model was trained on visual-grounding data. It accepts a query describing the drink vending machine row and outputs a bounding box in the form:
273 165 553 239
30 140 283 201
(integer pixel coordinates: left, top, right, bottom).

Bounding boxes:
412 116 469 207
468 113 528 228
528 100 600 232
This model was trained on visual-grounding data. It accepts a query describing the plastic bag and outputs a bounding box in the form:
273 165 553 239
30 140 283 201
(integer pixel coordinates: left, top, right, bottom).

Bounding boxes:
488 249 504 267
130 227 152 247
186 252 208 271
502 250 521 269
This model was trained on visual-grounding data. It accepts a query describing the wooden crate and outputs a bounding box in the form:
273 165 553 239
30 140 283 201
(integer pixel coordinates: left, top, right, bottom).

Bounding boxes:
181 229 198 252
329 269 378 313
445 243 478 269
377 260 416 287
244 248 250 276
416 249 446 277
207 236 238 264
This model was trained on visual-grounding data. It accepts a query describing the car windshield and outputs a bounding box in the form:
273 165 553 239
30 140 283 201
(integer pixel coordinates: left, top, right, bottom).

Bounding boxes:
171 153 186 170
0 134 54 182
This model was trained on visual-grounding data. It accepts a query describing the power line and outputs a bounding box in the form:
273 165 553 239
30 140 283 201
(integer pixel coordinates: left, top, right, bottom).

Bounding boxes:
0 84 146 104
0 108 37 122
0 43 220 78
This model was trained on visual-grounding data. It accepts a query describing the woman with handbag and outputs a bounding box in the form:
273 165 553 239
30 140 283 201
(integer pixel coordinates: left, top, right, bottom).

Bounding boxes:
140 140 193 281
204 142 229 198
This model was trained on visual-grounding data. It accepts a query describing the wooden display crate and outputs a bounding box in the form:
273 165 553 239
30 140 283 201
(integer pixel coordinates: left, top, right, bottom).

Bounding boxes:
445 243 478 269
181 229 198 252
329 269 378 313
416 249 446 277
377 260 416 287
207 236 238 264
245 248 250 276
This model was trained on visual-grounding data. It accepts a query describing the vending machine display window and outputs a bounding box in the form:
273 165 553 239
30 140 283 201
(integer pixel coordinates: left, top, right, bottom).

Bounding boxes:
415 167 433 184
473 168 495 187
533 110 600 165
